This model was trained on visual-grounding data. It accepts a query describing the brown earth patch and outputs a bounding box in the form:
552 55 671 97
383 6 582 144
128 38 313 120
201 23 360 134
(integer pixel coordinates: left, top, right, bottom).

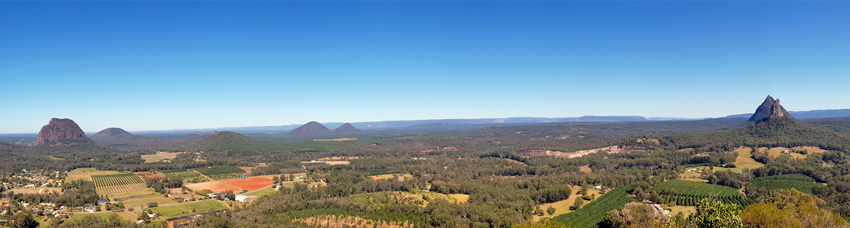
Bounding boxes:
185 181 243 193
221 177 274 191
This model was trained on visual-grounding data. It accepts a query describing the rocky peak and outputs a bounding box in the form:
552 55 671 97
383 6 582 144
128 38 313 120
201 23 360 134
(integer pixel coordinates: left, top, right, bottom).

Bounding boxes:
333 123 361 133
35 118 89 145
749 95 792 122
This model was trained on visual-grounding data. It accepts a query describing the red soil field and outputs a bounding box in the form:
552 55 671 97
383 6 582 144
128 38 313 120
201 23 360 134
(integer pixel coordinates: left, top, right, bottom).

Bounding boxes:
221 177 274 191
185 181 243 193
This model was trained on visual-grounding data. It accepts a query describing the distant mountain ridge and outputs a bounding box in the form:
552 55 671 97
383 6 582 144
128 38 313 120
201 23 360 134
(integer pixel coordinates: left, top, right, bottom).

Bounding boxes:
91 127 205 149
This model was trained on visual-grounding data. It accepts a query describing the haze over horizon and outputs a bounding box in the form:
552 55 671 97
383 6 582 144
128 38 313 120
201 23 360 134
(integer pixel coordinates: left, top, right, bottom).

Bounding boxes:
2 1 849 134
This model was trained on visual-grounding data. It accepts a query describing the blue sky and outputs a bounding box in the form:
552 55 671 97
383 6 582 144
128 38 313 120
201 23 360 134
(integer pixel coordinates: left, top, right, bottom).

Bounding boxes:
1 1 849 133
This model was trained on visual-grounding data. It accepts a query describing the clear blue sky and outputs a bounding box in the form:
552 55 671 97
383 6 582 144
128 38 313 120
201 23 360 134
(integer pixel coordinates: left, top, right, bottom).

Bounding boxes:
2 1 849 133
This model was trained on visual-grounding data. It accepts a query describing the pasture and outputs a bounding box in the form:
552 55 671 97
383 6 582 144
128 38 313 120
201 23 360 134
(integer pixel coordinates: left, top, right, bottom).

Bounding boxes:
153 200 227 218
141 151 183 163
121 195 176 208
733 147 765 170
247 188 279 197
533 186 602 221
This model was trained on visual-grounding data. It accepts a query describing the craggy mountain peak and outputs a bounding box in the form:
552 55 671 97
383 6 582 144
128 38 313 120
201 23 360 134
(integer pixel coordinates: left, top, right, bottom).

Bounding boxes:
289 121 333 135
35 118 89 145
749 95 792 122
91 127 132 139
333 122 361 133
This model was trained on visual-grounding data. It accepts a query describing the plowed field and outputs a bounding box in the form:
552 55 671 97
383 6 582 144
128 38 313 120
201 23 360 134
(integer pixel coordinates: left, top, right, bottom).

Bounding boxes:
221 177 274 191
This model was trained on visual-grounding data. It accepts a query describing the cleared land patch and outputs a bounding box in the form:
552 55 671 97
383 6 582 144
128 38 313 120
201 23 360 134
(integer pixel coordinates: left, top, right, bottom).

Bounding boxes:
733 147 764 170
448 194 470 203
153 200 227 218
221 177 274 191
579 165 592 173
141 151 184 163
11 187 61 194
313 138 357 142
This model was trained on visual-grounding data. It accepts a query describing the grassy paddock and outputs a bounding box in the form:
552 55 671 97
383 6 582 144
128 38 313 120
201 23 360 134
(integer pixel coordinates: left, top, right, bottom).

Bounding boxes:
152 200 227 218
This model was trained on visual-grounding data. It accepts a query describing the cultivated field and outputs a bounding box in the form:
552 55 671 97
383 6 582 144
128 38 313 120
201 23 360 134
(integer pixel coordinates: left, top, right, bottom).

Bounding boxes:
66 168 121 182
121 195 176 208
296 215 413 228
192 165 247 179
652 180 754 207
747 174 822 194
161 170 208 183
186 181 243 193
92 173 147 197
552 187 633 228
153 200 227 218
221 177 274 191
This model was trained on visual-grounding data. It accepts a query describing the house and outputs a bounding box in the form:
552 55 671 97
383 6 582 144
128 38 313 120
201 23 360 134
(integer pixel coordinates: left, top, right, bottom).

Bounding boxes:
84 206 96 212
594 186 602 190
208 193 218 198
136 220 144 225
235 195 256 203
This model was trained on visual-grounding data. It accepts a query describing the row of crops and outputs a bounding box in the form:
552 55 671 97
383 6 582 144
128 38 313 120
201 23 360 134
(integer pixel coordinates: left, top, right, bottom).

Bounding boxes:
162 170 209 183
96 183 146 197
192 165 246 179
662 195 755 207
652 180 754 207
91 173 146 197
92 173 145 187
651 180 742 197
747 174 821 194
552 187 634 228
